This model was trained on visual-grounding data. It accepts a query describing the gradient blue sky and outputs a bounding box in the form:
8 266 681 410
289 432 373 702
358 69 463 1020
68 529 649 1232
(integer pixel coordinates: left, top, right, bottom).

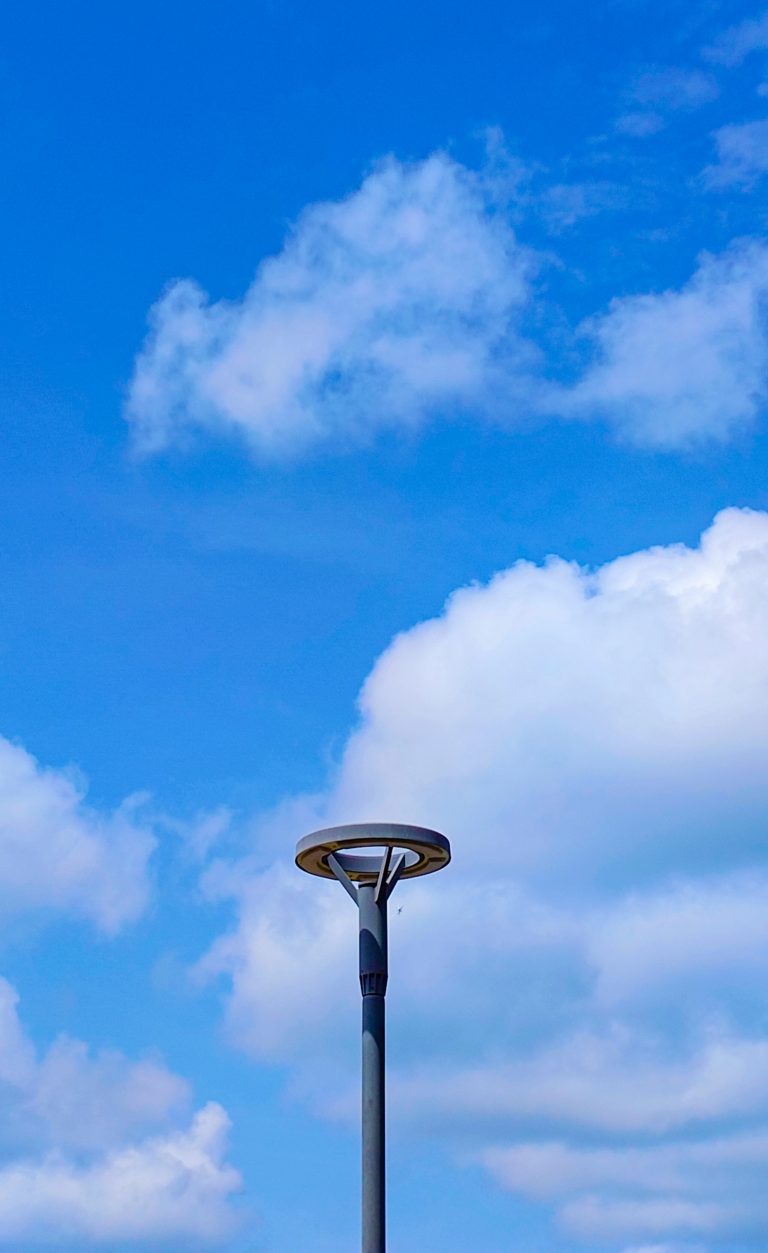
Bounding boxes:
3 1 768 1250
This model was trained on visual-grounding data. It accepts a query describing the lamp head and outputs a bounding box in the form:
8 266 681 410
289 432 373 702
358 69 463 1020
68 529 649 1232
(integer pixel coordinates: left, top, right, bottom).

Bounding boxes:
295 822 451 883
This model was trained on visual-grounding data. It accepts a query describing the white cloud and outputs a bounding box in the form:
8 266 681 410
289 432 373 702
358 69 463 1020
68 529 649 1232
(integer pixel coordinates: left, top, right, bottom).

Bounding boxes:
484 1133 765 1200
486 1137 766 1242
201 508 768 1250
0 735 155 934
0 981 36 1107
326 506 768 872
486 1131 768 1241
391 1029 768 1136
560 241 768 445
204 508 768 1008
29 1036 189 1153
588 872 768 1007
126 152 537 459
0 977 241 1244
0 1102 241 1246
126 144 768 456
198 861 357 1064
200 866 583 1081
704 11 768 66
703 119 768 189
0 976 187 1152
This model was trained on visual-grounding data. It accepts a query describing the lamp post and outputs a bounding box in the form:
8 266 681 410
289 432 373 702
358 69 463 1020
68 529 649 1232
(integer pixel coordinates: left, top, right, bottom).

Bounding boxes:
295 822 451 1253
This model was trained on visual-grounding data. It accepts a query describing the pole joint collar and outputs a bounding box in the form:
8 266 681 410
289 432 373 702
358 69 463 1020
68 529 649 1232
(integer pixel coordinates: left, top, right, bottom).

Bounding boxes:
360 972 388 997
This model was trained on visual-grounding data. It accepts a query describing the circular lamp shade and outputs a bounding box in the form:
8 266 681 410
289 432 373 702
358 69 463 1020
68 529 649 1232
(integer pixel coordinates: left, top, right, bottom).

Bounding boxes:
295 822 451 882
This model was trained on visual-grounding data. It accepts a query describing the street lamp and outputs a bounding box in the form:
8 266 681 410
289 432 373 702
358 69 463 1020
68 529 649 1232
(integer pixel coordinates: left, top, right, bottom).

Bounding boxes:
295 822 451 1253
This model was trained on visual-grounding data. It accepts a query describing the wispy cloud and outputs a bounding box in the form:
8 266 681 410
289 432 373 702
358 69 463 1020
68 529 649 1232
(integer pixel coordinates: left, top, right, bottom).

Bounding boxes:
488 1131 768 1241
704 10 768 66
559 239 768 446
616 66 718 137
539 179 627 229
616 110 667 138
703 118 768 188
632 67 720 109
394 1028 768 1137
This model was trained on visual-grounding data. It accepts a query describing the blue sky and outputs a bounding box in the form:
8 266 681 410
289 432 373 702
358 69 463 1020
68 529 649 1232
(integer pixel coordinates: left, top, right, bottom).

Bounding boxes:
3 0 768 1249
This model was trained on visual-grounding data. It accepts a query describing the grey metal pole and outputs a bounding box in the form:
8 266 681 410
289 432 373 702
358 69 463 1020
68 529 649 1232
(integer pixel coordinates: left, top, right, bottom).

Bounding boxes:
296 825 450 1253
358 883 387 1253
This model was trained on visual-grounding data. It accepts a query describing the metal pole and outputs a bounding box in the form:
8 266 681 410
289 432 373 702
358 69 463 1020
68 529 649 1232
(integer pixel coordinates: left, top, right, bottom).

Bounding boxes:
358 883 387 1253
296 826 450 1252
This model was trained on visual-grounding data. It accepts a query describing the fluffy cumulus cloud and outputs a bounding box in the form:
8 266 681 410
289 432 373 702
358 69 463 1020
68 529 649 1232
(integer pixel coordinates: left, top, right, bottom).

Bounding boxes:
0 734 154 934
0 977 241 1245
560 240 768 446
0 1102 240 1246
126 152 537 458
326 505 768 867
202 508 768 1248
